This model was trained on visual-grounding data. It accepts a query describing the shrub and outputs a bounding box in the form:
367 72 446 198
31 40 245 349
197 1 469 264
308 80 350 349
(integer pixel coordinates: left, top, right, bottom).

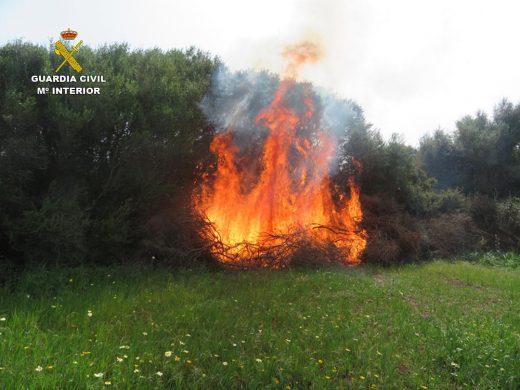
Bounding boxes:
470 195 498 231
422 212 484 258
469 195 520 251
9 192 89 265
362 195 421 264
496 197 520 248
416 188 468 217
140 206 217 267
464 251 520 269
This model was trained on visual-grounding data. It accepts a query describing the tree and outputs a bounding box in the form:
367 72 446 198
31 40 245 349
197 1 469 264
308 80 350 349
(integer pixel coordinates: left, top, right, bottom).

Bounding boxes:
419 100 520 197
419 129 461 189
0 41 218 265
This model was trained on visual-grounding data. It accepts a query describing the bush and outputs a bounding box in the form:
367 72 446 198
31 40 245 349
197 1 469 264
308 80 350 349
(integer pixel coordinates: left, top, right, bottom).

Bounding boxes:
463 251 520 269
9 190 89 265
421 212 484 258
470 195 498 231
362 195 421 264
469 195 520 251
416 188 468 217
140 205 217 267
362 235 402 264
496 197 520 247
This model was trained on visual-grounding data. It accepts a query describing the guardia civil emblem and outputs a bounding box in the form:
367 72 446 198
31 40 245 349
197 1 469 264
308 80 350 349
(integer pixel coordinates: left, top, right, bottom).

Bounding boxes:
54 28 83 73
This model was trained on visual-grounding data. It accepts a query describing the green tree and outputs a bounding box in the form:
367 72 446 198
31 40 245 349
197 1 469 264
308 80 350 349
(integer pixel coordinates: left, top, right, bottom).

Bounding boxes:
0 41 218 265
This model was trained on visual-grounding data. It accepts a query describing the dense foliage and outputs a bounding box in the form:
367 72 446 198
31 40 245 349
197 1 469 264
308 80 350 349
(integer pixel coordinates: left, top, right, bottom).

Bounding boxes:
0 42 217 266
419 100 520 196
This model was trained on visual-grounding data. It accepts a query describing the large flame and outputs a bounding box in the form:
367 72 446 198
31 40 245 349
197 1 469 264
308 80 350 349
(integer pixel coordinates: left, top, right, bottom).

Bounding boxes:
193 42 367 267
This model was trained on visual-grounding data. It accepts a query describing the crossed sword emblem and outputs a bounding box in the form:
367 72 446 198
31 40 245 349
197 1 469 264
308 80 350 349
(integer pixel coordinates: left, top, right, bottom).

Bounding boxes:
54 40 83 73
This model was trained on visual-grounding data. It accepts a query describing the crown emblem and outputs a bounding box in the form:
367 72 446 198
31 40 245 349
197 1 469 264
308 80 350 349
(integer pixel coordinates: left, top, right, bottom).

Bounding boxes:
60 28 78 40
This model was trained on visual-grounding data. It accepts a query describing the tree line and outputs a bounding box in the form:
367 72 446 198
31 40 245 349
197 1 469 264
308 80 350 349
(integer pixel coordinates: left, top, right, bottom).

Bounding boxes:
1 41 520 269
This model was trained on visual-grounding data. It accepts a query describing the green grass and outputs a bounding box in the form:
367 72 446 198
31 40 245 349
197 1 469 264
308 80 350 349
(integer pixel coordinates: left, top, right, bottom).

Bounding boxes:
0 261 519 389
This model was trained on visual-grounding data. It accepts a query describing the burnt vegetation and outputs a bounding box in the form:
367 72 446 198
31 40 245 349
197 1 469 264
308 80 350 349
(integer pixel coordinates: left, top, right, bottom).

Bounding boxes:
2 41 520 269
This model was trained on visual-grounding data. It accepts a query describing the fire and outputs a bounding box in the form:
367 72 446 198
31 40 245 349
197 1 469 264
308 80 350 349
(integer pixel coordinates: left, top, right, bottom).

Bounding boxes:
282 40 324 79
193 41 367 267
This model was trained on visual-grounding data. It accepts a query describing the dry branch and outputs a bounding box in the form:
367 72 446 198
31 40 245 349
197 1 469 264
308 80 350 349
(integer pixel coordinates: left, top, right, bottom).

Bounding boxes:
194 213 361 269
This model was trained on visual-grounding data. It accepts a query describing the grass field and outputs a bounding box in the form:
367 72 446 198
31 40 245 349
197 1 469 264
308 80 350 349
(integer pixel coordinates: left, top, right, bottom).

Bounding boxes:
0 260 518 389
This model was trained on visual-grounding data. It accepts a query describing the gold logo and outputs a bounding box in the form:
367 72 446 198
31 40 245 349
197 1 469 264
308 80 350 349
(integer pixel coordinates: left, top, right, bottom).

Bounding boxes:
54 28 83 73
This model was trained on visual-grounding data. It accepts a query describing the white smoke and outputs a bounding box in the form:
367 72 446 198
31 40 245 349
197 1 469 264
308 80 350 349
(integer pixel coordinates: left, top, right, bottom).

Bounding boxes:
201 66 360 143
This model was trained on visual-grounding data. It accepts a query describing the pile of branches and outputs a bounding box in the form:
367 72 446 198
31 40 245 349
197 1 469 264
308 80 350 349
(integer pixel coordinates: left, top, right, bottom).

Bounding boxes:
198 215 364 269
142 206 364 268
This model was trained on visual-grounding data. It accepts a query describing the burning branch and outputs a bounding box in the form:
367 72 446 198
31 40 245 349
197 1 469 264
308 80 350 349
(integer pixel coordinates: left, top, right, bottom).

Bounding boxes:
192 41 367 268
194 212 364 268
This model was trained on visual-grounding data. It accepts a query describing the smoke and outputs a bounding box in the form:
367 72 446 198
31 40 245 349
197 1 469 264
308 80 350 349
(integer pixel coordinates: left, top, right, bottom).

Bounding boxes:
200 66 278 136
317 89 358 141
201 52 359 153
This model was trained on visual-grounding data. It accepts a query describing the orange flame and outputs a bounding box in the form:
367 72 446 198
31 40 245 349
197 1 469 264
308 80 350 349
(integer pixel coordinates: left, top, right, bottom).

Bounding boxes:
193 42 366 267
282 40 324 79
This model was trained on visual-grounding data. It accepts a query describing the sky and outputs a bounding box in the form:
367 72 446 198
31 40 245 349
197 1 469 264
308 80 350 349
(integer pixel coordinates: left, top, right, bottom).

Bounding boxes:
1 0 519 145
